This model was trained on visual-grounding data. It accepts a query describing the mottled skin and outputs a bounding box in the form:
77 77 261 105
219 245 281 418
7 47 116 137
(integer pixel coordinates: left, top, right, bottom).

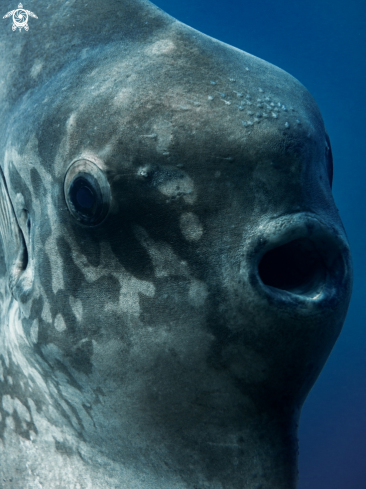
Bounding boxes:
0 0 352 487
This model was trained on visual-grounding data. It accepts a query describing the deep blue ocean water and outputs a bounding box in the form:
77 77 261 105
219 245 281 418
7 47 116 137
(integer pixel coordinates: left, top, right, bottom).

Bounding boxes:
152 1 366 487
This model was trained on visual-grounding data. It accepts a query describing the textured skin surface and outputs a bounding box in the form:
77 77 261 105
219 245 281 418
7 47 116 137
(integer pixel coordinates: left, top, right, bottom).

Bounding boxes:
0 0 352 487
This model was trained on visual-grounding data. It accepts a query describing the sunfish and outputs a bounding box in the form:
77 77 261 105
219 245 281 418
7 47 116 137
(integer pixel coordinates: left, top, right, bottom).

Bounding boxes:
0 0 352 487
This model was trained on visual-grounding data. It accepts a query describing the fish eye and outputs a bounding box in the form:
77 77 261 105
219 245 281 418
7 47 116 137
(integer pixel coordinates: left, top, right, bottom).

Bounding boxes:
64 159 111 226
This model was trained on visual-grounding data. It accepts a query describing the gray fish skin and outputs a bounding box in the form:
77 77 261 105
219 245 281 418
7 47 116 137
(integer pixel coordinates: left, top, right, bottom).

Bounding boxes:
0 0 352 488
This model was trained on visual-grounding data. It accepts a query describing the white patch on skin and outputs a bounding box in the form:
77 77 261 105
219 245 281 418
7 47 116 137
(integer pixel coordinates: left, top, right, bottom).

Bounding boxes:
13 398 31 423
41 297 52 323
146 39 176 56
157 169 197 204
113 87 133 106
54 314 67 332
188 279 208 307
180 212 203 241
30 59 43 79
30 319 39 343
45 236 65 294
2 394 14 414
97 138 119 161
66 111 77 133
53 112 79 177
104 274 155 315
149 118 173 154
7 376 13 385
14 192 25 212
133 226 189 278
69 296 83 322
5 415 15 430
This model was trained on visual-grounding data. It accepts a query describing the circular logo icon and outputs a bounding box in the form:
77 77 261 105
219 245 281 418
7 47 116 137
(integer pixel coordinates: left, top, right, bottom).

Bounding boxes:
12 8 28 29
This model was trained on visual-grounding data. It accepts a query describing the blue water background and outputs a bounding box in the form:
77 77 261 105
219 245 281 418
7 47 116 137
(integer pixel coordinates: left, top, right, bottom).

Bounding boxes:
153 0 366 487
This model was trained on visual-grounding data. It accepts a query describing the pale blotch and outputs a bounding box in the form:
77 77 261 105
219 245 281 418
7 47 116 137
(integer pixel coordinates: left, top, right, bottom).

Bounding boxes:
189 279 208 307
5 415 15 430
30 319 39 343
146 39 175 56
2 394 14 414
45 236 65 294
41 298 52 323
30 59 43 79
180 212 203 241
134 225 189 278
54 314 67 333
157 169 196 204
113 87 133 107
150 118 173 154
66 112 77 133
13 398 31 423
69 296 83 322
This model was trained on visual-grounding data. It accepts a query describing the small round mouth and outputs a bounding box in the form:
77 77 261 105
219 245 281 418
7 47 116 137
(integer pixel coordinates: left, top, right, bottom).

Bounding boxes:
254 214 351 303
258 237 326 298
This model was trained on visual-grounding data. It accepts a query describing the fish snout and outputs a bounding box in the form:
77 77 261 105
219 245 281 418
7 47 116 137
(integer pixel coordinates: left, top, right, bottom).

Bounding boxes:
249 214 352 307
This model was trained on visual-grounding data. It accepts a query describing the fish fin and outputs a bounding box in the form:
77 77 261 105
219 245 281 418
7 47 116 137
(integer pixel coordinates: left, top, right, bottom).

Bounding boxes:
0 166 30 301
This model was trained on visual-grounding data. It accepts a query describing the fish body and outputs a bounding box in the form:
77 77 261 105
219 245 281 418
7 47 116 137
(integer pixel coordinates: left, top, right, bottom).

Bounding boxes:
0 0 352 487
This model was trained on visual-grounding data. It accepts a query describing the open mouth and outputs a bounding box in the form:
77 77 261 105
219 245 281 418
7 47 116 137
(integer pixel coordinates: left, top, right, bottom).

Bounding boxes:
254 214 351 302
258 237 326 298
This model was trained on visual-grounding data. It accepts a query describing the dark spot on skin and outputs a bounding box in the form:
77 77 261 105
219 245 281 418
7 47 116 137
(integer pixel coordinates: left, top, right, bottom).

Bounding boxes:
107 217 155 281
63 398 86 436
28 295 44 322
54 438 75 457
12 409 32 441
53 359 83 392
30 167 46 197
94 386 106 398
82 403 95 426
68 339 93 375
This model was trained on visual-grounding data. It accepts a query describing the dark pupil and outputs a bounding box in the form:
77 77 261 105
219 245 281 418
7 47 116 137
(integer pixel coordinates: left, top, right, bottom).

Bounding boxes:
76 186 94 208
69 175 100 218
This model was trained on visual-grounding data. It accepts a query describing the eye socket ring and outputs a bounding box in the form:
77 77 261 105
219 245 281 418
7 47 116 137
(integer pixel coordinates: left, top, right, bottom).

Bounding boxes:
64 159 111 226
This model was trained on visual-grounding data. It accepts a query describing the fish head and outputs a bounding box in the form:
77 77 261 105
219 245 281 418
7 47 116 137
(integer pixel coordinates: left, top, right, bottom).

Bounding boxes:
0 23 352 431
